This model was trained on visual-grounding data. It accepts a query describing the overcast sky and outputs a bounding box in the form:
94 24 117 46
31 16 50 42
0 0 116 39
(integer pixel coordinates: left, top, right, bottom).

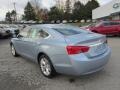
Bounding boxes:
0 0 112 20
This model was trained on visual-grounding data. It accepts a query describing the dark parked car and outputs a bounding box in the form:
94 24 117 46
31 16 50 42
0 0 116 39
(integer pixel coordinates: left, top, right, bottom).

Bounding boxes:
83 21 120 36
7 25 20 37
0 26 10 38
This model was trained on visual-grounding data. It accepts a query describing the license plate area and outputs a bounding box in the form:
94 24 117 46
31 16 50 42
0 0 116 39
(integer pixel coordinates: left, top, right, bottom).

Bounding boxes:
95 44 106 53
87 43 107 57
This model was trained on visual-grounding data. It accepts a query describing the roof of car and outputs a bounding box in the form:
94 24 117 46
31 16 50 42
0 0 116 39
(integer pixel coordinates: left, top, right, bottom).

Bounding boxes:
99 20 120 23
32 24 76 29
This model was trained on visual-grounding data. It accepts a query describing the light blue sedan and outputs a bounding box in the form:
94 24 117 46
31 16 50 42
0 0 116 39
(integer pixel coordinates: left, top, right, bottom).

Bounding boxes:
10 24 111 78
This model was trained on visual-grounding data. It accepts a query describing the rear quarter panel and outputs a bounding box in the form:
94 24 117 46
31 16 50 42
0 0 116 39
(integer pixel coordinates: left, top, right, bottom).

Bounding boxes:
35 29 72 69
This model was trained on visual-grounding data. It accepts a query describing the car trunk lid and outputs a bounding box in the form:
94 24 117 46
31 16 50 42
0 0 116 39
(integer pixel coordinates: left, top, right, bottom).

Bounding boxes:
64 33 108 57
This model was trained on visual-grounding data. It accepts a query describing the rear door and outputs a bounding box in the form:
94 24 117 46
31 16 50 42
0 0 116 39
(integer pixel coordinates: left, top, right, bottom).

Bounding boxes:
23 27 50 61
23 28 41 60
13 26 31 56
20 28 39 60
14 27 40 60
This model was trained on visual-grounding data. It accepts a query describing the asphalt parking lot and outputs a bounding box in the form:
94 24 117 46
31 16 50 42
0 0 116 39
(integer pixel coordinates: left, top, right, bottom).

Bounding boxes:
0 37 120 90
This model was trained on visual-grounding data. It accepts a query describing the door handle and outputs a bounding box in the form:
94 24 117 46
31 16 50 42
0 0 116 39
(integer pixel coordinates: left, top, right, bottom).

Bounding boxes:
15 39 22 41
16 39 27 42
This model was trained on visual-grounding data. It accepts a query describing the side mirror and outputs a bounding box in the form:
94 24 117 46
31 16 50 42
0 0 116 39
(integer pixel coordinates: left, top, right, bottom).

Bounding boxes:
12 30 20 38
15 29 20 34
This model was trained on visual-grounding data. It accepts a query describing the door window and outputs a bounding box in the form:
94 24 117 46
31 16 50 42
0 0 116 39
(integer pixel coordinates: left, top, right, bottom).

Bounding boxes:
103 22 110 26
20 26 31 37
28 29 37 38
28 28 50 39
39 29 49 38
110 22 120 25
28 29 38 39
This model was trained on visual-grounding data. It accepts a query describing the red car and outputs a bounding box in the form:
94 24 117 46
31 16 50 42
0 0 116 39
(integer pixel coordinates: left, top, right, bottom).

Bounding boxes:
84 21 120 36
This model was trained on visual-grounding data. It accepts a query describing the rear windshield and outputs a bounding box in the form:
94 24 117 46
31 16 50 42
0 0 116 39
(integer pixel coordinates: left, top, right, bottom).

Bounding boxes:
53 28 88 36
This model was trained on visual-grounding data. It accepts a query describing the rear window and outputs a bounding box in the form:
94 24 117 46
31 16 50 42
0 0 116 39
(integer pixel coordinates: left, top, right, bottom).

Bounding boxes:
53 28 88 36
103 22 110 26
110 22 120 25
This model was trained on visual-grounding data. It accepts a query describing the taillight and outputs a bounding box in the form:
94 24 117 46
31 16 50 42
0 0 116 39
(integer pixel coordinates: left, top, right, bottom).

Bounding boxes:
66 46 90 55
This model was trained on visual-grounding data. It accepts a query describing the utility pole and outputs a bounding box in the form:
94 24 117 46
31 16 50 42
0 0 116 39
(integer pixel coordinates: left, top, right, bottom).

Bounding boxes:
13 2 17 21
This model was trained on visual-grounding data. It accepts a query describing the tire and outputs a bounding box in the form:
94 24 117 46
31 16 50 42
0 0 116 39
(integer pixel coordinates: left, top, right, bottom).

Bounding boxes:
39 54 56 78
11 44 19 57
0 34 3 39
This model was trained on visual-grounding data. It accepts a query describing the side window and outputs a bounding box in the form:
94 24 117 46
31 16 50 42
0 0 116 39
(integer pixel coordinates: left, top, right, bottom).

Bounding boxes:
28 29 38 39
39 29 49 38
20 27 31 37
95 23 103 27
103 22 110 26
110 22 120 25
27 28 49 39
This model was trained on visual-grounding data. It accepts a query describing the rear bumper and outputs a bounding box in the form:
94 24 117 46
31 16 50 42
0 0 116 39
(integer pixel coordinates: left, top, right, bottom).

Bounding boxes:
54 47 111 76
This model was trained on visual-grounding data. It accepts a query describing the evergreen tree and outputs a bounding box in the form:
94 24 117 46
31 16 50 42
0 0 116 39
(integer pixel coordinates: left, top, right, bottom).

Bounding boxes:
31 0 41 21
72 1 85 20
24 2 37 21
11 10 17 21
64 0 71 20
5 12 12 23
48 6 64 21
85 0 99 19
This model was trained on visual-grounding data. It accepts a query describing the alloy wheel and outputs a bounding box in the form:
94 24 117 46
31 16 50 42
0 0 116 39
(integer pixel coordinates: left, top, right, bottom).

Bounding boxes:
40 57 51 76
11 45 15 56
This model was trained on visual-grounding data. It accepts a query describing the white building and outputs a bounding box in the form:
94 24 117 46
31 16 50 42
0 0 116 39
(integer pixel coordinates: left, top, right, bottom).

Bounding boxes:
92 0 120 20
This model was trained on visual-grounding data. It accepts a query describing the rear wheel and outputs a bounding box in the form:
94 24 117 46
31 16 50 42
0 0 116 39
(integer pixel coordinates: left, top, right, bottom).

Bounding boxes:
39 54 56 78
0 34 3 39
11 44 19 57
119 33 120 37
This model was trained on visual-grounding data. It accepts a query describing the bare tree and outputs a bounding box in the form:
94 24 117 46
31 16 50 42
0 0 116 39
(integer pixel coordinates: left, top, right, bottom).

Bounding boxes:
30 0 41 20
31 0 40 11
